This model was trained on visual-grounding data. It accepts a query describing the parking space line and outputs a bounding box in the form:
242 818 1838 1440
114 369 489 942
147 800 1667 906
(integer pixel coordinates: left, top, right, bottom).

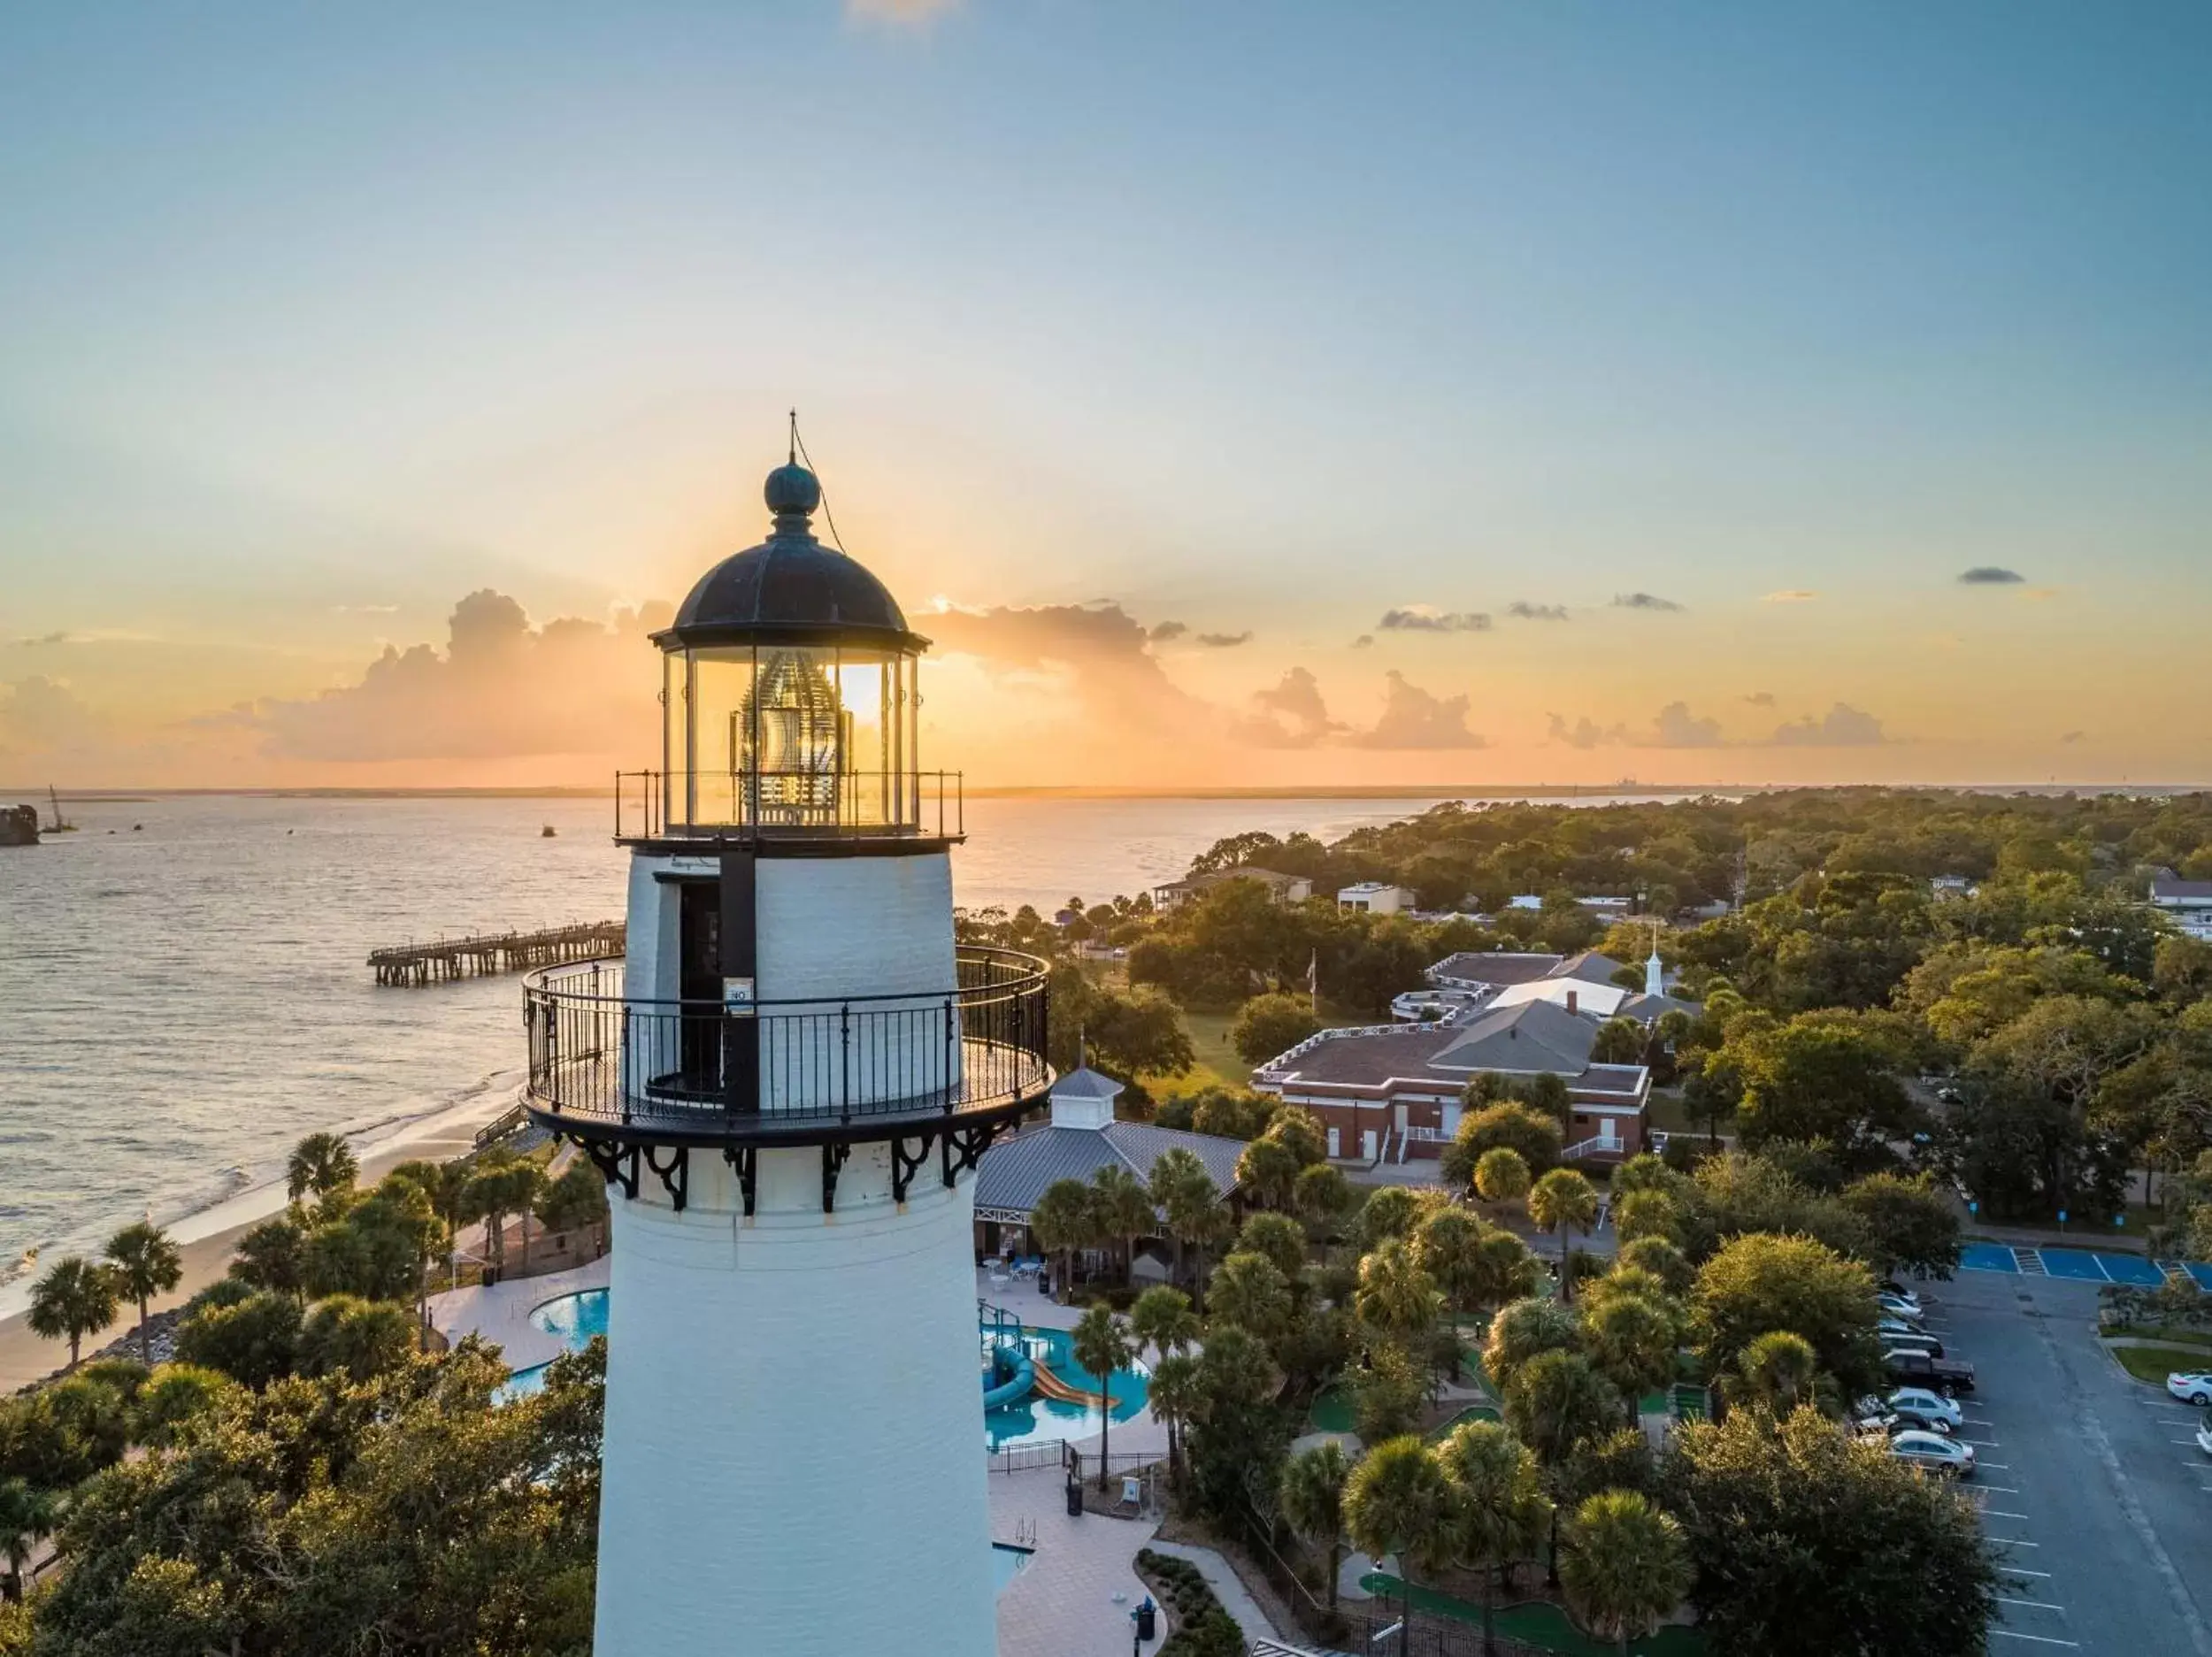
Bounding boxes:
1978 1484 2021 1493
1998 1596 2066 1611
1990 1630 2081 1646
1979 1461 2012 1469
1963 1437 2003 1446
1983 1508 2031 1519
1991 1538 2040 1547
2006 1568 2055 1578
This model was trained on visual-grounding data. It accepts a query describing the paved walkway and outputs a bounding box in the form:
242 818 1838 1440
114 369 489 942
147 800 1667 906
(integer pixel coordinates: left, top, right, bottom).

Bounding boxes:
1147 1538 1285 1646
427 1253 610 1373
992 1466 1163 1657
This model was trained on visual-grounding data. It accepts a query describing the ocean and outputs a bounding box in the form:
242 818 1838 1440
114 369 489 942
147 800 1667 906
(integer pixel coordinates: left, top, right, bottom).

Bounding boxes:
0 789 1661 1281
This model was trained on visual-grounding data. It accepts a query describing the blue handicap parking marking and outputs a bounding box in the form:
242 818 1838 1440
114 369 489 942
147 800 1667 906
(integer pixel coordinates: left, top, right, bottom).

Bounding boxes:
2188 1263 2212 1293
1959 1242 2018 1274
2037 1248 2110 1281
2095 1253 2165 1287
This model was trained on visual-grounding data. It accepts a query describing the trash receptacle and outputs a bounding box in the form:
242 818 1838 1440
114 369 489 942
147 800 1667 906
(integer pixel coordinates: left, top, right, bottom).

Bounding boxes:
1064 1477 1082 1517
1134 1597 1156 1641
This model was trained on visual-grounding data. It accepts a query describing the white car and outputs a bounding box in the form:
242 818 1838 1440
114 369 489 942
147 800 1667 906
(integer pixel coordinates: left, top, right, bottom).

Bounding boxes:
1877 1291 1925 1321
2196 1423 2212 1458
2168 1372 2212 1407
1876 1313 1926 1339
1887 1387 1962 1431
1891 1431 1974 1477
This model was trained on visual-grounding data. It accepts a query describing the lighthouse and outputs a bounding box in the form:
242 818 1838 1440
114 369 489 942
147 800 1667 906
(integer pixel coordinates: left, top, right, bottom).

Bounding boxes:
520 451 1052 1655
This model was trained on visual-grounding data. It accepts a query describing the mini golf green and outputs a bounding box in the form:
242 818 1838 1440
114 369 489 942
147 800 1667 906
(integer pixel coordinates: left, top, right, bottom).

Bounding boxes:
1360 1573 1708 1656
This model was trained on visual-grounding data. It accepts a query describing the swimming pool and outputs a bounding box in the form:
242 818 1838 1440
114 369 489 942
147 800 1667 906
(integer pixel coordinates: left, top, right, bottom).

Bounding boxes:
512 1289 1148 1448
991 1542 1032 1595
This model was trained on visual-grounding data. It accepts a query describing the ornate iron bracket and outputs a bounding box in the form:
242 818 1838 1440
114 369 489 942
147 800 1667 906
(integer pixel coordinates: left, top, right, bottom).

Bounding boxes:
573 1135 640 1201
942 1117 1011 1187
722 1147 758 1217
644 1145 690 1212
890 1132 937 1205
822 1142 851 1214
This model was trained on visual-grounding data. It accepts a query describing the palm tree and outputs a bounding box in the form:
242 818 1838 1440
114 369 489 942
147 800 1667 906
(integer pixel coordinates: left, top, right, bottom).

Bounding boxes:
1130 1285 1199 1362
233 1214 308 1298
1729 1329 1819 1415
508 1162 549 1271
1435 1419 1552 1655
1148 1147 1219 1289
1207 1250 1293 1343
1413 1207 1489 1317
1147 1351 1202 1488
103 1221 183 1364
0 1478 58 1603
1502 1347 1621 1587
1580 1292 1679 1427
1558 1491 1690 1656
1234 1135 1301 1211
1279 1441 1352 1609
1474 1147 1532 1206
1344 1434 1455 1649
1293 1162 1353 1249
1070 1303 1134 1492
1527 1167 1599 1305
1028 1178 1096 1297
1090 1164 1154 1285
1355 1238 1443 1352
1235 1210 1309 1281
286 1132 358 1208
27 1256 119 1370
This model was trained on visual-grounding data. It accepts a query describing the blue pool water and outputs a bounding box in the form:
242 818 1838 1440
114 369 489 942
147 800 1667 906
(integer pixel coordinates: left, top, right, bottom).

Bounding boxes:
992 1542 1032 1595
508 1289 1149 1449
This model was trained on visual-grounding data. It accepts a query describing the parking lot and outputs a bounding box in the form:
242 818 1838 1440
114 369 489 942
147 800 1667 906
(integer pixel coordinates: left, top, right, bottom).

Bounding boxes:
1919 1269 2212 1653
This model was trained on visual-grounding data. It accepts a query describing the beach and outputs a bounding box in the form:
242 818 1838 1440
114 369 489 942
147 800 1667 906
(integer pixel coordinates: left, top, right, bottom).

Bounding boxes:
0 1078 519 1392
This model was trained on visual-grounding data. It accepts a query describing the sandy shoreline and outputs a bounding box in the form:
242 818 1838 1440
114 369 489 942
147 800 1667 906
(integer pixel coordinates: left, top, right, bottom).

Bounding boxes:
0 1081 522 1392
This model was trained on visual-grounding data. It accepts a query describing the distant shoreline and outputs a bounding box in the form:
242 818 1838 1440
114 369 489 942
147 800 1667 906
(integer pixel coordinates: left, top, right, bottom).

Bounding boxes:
11 781 2207 802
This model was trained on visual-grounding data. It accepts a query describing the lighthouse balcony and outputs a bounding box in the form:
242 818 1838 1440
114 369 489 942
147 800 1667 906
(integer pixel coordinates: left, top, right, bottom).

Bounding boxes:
520 946 1049 1149
612 768 963 847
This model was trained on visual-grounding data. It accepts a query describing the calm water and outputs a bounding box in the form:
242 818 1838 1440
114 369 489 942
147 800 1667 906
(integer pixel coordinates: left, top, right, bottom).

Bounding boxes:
0 789 1658 1273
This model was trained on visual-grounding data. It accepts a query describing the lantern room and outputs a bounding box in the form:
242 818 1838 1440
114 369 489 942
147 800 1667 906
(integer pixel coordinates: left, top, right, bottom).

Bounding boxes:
638 458 941 840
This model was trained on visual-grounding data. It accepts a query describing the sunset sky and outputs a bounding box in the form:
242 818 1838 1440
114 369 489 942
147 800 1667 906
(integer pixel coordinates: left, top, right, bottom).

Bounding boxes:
4 2 2208 791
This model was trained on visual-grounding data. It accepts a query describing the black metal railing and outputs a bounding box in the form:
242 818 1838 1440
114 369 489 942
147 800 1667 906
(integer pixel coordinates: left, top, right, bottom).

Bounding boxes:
521 947 1047 1142
613 769 964 842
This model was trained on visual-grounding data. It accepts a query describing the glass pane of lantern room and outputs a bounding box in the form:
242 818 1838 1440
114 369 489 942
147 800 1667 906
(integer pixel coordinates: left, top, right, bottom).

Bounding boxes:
747 646 844 827
836 650 894 827
689 648 757 826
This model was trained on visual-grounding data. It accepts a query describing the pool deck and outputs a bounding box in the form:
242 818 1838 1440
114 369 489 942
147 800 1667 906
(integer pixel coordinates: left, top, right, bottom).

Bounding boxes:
428 1254 611 1376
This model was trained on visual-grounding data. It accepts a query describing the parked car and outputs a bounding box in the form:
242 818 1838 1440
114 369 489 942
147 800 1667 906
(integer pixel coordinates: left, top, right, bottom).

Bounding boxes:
2168 1372 2212 1407
1890 1431 1975 1478
2196 1422 2212 1458
1875 1312 1927 1339
1879 1331 1945 1360
1877 1290 1925 1321
1886 1387 1963 1431
1853 1412 1901 1440
1886 1348 1975 1392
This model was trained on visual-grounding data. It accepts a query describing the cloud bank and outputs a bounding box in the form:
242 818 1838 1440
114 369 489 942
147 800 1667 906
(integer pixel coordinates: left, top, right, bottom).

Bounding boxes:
1379 606 1491 633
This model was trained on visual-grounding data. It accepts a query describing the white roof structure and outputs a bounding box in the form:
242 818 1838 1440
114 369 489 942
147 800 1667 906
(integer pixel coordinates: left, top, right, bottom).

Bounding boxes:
1487 977 1634 1018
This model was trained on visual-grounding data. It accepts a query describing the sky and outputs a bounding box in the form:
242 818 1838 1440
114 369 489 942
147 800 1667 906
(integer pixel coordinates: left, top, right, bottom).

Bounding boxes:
3 1 2209 792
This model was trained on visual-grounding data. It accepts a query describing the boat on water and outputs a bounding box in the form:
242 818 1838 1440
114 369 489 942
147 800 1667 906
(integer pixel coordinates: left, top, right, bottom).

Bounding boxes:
46 785 77 832
1 803 39 847
541 824 557 838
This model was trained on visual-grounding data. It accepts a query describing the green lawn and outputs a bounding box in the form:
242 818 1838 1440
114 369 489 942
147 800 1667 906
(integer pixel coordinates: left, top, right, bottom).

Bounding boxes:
1308 1385 1357 1435
1360 1574 1708 1656
1149 998 1373 1101
2111 1343 2212 1385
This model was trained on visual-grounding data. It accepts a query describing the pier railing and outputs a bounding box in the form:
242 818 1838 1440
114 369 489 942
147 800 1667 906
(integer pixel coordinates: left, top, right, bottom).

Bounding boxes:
370 921 626 986
521 946 1049 1143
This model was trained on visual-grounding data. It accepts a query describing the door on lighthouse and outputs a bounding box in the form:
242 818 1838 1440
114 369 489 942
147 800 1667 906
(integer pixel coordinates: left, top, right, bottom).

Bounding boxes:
677 879 722 1096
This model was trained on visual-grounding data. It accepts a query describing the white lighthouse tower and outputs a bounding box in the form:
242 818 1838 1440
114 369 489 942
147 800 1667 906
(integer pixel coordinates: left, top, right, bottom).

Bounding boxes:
520 452 1052 1656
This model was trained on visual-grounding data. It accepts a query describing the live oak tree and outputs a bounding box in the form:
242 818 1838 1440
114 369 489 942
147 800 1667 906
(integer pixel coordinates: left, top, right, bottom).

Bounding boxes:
1693 1232 1881 1401
1663 1405 1998 1657
1232 992 1321 1065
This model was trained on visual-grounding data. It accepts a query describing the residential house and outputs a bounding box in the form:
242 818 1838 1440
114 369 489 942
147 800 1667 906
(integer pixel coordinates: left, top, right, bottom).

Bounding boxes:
2150 870 2212 941
1150 866 1313 909
1337 881 1417 915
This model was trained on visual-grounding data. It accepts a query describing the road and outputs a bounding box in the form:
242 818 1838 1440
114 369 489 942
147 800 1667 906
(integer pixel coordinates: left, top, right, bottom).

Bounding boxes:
1929 1268 2212 1653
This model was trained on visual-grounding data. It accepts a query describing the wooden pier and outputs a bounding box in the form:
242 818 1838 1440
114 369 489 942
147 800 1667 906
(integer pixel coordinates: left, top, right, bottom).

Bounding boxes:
368 921 625 986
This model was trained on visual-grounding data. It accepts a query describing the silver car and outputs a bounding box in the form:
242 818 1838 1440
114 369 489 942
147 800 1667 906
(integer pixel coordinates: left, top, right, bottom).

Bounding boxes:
1891 1431 1974 1477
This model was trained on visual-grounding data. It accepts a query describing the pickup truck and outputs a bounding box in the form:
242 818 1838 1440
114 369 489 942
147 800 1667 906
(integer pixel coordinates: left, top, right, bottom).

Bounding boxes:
1885 1347 1974 1393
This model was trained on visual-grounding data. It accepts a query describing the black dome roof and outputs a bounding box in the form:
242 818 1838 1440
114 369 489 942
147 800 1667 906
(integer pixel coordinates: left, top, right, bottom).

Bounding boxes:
656 464 928 652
